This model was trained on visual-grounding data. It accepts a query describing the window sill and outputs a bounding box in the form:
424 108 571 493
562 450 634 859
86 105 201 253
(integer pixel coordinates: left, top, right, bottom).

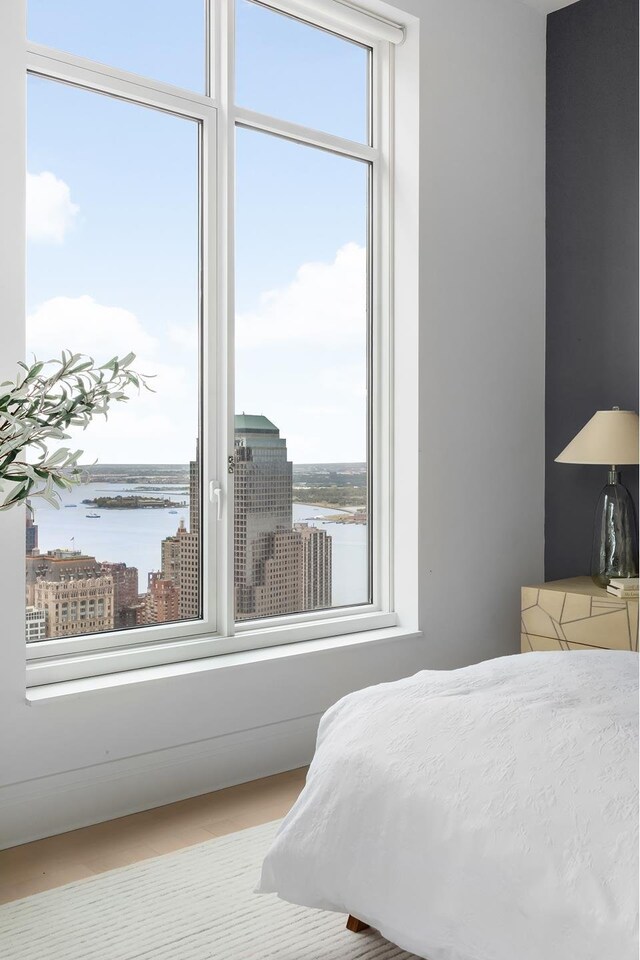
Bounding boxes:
25 624 422 704
26 610 399 686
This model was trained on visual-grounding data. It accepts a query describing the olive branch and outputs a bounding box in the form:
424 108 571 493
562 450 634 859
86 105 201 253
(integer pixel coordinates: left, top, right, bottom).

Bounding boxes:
0 351 153 510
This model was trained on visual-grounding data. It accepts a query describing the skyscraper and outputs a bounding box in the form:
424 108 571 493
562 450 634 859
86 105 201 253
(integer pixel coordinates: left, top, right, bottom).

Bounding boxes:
25 500 38 556
140 571 180 624
295 522 332 610
158 442 200 621
233 415 332 620
100 561 139 629
161 520 185 586
189 439 200 537
178 530 199 619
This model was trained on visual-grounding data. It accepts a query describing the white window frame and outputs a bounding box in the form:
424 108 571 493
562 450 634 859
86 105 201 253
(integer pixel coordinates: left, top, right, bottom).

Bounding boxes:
21 0 403 686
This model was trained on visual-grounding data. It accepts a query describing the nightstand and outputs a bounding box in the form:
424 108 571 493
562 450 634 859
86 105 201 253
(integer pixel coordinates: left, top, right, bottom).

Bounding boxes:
521 577 639 652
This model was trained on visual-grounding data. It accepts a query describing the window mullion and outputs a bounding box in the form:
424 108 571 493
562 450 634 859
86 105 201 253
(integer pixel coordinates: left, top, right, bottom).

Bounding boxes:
24 52 216 656
202 109 220 640
371 39 393 615
26 43 220 116
217 0 237 640
234 106 378 162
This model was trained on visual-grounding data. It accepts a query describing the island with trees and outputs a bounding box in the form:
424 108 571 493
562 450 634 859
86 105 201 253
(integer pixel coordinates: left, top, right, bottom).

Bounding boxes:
81 496 185 510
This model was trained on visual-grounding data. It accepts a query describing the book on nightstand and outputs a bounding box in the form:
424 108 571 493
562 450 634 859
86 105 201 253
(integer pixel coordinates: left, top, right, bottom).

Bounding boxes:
607 578 639 599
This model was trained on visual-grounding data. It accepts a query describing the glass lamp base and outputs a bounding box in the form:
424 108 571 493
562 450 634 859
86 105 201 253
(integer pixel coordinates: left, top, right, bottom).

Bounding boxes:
591 471 639 587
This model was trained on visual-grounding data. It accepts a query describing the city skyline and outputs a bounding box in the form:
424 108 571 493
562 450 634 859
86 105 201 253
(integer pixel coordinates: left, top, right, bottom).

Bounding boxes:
25 444 201 639
25 417 347 641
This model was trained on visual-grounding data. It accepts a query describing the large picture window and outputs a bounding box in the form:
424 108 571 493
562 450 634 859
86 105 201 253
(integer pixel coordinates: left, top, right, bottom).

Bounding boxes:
21 0 400 683
234 128 370 621
26 75 202 641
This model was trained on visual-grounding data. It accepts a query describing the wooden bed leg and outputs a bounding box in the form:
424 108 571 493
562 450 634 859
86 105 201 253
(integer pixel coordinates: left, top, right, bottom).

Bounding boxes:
346 915 370 933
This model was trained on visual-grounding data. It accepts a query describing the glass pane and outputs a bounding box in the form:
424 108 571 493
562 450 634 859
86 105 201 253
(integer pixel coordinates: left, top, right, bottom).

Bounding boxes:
25 76 201 642
236 0 369 143
235 127 370 621
28 0 206 93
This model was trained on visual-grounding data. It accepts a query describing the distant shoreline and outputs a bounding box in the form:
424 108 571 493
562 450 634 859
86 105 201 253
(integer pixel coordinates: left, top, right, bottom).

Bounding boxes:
300 502 352 512
76 465 368 515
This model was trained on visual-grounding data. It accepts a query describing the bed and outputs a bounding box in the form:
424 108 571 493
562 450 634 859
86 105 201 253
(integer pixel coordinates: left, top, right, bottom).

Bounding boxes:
257 651 638 960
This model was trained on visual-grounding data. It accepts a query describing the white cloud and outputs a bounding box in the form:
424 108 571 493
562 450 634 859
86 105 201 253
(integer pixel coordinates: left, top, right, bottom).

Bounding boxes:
26 296 198 463
236 242 367 349
27 171 79 244
167 323 198 351
27 295 156 361
234 244 369 461
22 237 369 462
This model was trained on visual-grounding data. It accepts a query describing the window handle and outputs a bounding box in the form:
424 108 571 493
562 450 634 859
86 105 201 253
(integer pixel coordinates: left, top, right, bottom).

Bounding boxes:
209 481 223 521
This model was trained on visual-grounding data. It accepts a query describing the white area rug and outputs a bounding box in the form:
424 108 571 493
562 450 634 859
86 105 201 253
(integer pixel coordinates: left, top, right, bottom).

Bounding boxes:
0 820 417 959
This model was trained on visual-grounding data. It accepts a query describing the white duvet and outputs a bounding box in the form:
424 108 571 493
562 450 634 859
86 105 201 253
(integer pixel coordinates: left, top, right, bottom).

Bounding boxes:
258 651 638 960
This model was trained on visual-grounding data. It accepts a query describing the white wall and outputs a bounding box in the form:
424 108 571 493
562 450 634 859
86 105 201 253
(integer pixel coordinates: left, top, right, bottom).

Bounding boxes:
417 0 546 664
0 0 546 847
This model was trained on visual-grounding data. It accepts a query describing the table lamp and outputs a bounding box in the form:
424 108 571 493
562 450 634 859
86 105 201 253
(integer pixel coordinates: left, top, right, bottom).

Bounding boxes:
556 407 639 586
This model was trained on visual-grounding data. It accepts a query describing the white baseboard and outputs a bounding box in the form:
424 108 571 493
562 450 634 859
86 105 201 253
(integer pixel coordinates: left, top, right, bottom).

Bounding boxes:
0 712 321 849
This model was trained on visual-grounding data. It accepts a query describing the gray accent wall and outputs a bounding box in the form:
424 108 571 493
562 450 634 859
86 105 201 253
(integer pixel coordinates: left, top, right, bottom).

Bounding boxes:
545 0 639 581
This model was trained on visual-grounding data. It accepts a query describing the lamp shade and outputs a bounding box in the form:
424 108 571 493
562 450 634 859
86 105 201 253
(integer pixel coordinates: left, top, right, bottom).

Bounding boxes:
556 409 639 465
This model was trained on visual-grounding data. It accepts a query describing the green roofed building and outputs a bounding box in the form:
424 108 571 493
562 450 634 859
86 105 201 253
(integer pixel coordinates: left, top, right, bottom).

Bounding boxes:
233 414 332 620
234 414 280 435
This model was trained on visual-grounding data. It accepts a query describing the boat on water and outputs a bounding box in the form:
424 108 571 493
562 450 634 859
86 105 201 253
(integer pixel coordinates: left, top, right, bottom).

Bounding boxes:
65 504 78 508
86 513 101 519
168 509 178 514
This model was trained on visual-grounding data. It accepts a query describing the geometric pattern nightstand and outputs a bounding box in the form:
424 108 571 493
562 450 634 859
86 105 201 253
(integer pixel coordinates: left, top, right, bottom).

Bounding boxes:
521 577 639 652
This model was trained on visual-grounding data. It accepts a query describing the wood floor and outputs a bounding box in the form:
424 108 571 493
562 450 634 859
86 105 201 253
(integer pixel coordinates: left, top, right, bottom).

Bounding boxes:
0 766 307 906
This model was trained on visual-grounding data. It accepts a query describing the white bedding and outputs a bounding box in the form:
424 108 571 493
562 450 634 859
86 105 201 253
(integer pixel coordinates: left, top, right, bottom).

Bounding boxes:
258 651 638 960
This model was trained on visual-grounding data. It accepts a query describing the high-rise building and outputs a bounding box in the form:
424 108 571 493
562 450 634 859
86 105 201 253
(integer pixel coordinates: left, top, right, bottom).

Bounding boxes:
178 442 200 619
27 550 115 639
140 571 180 624
100 561 139 629
294 523 332 610
160 509 199 622
250 530 305 618
178 530 199 619
25 606 46 642
233 415 332 620
25 500 38 556
234 415 294 620
161 520 185 586
190 439 200 537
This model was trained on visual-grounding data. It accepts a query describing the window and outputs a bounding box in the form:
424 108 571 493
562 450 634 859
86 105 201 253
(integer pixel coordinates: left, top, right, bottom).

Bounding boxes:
27 0 207 92
26 74 202 641
234 126 370 620
235 0 370 141
17 0 405 685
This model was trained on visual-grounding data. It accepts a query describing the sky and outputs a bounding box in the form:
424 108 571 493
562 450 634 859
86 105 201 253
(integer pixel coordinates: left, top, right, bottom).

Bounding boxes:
26 0 370 465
